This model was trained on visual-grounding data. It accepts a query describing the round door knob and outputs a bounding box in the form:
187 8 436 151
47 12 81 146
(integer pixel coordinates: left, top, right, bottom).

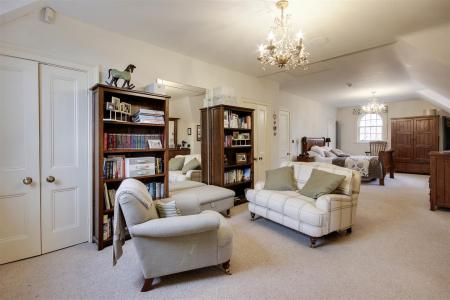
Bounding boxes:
46 176 56 183
22 177 33 185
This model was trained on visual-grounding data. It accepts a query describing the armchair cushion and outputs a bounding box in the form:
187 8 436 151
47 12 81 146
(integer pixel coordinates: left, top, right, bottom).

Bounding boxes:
299 169 346 199
129 211 220 238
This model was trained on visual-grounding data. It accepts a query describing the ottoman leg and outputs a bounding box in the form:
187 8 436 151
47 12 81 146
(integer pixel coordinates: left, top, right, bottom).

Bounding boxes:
226 209 231 217
250 212 255 221
222 260 231 275
309 237 318 248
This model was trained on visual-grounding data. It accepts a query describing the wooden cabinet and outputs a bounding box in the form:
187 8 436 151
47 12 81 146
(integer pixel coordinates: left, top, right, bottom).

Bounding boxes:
91 84 170 250
391 116 439 174
429 151 450 210
200 105 254 203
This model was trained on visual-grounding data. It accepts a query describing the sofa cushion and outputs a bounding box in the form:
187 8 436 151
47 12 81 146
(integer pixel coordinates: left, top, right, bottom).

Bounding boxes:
177 154 201 166
264 166 297 191
246 189 325 227
169 157 185 171
299 169 346 199
181 157 201 174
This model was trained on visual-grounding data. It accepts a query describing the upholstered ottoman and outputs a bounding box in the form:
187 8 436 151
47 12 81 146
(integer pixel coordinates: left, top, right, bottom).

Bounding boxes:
169 182 235 216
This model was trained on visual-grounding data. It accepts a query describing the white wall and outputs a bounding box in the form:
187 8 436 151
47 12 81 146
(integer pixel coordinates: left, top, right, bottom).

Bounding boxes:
169 95 203 154
336 99 441 154
0 9 337 169
279 91 337 158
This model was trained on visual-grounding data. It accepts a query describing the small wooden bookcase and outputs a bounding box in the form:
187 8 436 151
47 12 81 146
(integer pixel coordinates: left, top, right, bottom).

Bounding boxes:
200 105 254 204
91 84 170 250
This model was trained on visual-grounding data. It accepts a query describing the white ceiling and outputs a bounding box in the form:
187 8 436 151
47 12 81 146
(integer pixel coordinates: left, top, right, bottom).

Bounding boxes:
10 0 450 106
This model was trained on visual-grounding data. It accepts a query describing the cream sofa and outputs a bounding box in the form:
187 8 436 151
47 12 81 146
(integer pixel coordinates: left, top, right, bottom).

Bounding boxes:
246 162 361 247
169 154 202 183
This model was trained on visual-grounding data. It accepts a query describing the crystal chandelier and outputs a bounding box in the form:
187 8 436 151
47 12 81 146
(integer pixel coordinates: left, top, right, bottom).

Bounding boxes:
362 92 387 114
257 0 309 70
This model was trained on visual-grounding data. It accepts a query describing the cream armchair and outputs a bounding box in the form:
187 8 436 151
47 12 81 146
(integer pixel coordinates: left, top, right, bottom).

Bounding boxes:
116 179 233 292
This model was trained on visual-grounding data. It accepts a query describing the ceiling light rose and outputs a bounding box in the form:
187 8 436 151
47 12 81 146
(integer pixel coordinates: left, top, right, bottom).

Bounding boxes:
361 92 387 114
257 0 309 70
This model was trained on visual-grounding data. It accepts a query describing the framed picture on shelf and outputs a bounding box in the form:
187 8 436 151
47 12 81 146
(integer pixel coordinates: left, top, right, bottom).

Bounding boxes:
105 102 115 111
120 102 131 115
232 131 239 139
111 96 121 111
241 133 250 140
148 139 163 149
197 125 201 141
236 153 247 164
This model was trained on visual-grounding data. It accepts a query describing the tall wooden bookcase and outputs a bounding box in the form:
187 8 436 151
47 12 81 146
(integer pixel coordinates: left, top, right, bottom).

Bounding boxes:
91 84 170 250
200 105 254 203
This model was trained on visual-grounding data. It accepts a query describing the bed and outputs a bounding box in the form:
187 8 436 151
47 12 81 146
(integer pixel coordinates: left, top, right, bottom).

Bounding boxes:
300 137 394 186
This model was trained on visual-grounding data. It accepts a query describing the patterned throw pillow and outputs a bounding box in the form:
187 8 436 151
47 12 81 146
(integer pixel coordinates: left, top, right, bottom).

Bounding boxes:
155 200 181 218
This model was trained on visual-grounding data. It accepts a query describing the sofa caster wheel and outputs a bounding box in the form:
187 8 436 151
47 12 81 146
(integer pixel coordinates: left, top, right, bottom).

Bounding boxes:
141 278 153 292
250 212 255 221
226 209 231 217
346 227 352 234
222 260 231 275
309 237 318 248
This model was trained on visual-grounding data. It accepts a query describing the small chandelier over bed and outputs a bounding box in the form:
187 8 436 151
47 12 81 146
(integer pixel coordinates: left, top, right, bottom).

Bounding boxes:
257 0 309 70
361 92 387 114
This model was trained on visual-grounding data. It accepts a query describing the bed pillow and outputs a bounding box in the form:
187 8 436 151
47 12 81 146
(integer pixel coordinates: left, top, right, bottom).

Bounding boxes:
169 157 185 171
331 148 349 157
264 166 297 191
324 151 337 158
299 169 346 199
310 145 331 157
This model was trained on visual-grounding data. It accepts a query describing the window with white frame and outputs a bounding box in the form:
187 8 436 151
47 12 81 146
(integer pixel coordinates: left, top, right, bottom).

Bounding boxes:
358 113 383 142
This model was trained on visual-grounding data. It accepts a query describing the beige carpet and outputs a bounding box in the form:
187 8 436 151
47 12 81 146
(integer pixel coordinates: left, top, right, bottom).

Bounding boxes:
1 173 449 300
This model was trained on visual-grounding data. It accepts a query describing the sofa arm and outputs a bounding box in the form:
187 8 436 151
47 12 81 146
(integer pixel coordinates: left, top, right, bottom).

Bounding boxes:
254 181 265 190
315 194 353 212
129 212 220 238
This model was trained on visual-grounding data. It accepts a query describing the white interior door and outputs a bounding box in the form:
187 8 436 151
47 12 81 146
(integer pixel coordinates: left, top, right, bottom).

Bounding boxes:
279 110 291 164
40 65 89 253
0 56 41 264
243 101 268 183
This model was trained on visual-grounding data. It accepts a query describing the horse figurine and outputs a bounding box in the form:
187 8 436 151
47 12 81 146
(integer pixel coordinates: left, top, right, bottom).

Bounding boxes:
106 64 136 89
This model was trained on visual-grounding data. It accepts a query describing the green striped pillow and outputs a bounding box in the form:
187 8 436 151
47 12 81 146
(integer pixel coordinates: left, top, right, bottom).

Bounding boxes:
155 200 181 218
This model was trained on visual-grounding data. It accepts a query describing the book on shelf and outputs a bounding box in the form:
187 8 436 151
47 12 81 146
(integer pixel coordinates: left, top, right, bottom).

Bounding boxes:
224 167 251 185
132 108 165 124
104 133 164 150
104 156 164 179
145 182 165 199
103 215 112 241
223 109 251 129
103 183 116 210
103 183 111 210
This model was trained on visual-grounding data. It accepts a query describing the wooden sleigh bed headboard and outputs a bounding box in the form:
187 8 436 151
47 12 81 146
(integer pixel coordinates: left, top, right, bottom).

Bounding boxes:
301 137 326 155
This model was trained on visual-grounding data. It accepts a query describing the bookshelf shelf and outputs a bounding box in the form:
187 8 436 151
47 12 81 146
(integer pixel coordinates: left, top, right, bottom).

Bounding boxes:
103 120 165 127
92 84 170 250
201 105 254 205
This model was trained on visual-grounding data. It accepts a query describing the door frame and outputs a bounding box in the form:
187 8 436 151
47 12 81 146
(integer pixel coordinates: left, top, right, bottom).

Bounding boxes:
0 46 99 243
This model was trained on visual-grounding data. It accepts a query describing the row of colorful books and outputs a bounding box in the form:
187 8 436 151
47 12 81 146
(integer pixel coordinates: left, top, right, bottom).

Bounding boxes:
145 182 165 199
103 133 164 150
224 168 251 185
132 108 165 124
103 156 164 179
224 110 251 129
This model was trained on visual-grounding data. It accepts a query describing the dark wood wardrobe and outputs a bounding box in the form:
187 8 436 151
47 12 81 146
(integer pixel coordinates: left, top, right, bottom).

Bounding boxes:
391 115 439 174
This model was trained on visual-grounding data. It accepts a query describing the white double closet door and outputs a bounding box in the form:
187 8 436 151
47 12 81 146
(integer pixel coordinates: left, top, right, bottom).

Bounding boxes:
0 56 89 264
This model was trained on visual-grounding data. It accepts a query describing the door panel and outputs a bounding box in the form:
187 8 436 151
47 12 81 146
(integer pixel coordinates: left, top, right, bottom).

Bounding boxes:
0 56 41 264
279 110 290 164
392 119 414 161
40 65 89 253
414 117 438 162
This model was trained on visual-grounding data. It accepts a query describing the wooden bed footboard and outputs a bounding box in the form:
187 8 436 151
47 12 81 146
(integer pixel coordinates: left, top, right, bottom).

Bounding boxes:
378 149 395 185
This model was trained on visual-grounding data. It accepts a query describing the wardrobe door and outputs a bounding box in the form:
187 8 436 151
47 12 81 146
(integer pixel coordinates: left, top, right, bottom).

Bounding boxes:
0 56 41 264
40 65 89 253
392 118 414 162
414 116 439 162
